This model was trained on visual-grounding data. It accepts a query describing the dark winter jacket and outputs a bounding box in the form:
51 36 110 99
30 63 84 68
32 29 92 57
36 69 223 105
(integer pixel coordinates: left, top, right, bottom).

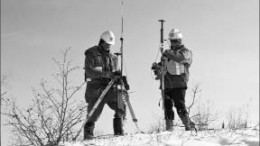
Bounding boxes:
84 45 118 82
84 45 125 116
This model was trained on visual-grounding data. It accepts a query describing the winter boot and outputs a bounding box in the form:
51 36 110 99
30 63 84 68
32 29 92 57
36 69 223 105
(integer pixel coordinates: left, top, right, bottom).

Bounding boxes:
190 120 196 130
165 120 173 131
180 115 195 131
113 117 124 136
84 122 95 140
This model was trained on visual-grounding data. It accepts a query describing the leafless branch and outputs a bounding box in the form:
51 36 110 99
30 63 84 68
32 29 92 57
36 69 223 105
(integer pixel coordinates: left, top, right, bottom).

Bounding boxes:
4 48 87 145
187 83 202 115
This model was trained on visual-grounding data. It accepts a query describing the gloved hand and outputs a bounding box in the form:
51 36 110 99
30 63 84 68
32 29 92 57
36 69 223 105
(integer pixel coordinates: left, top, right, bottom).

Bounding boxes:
122 76 130 90
111 71 122 80
113 71 121 76
151 62 166 80
163 49 173 58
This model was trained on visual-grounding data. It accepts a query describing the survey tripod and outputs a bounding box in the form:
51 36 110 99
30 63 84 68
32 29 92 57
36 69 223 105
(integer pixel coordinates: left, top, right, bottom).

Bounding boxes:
117 78 141 132
72 78 140 141
113 0 141 132
116 0 140 133
73 79 115 141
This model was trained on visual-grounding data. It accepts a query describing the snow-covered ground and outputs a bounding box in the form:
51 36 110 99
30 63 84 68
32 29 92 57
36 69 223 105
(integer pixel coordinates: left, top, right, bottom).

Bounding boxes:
62 127 259 146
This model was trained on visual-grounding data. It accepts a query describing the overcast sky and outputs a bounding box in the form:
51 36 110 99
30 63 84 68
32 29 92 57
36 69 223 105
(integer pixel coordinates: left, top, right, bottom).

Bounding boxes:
1 0 259 145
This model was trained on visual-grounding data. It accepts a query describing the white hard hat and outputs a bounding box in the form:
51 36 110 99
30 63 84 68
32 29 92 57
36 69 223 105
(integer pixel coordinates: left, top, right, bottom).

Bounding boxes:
100 30 115 45
168 28 183 40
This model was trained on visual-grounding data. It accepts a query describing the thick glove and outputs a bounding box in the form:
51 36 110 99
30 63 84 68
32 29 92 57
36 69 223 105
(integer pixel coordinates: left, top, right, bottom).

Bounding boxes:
111 71 122 80
151 62 167 80
122 76 130 90
163 49 177 60
113 71 121 76
112 71 130 90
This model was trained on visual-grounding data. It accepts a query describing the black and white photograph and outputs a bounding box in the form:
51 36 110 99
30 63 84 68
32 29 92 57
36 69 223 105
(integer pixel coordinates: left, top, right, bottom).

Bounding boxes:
1 0 259 146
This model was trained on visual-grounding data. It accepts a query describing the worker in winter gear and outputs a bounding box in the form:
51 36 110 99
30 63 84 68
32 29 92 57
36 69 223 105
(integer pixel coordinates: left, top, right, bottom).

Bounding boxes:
152 28 195 131
84 30 126 140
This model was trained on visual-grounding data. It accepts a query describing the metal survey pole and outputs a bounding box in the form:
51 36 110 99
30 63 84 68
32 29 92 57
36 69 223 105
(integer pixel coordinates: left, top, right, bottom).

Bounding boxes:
158 19 166 110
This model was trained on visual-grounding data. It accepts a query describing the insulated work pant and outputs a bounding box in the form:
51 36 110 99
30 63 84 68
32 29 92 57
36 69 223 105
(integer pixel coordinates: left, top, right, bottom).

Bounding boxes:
164 88 188 120
84 82 126 138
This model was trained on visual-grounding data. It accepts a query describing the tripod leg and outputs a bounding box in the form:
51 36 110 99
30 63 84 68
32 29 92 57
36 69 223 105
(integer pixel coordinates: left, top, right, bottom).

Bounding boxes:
73 80 115 141
123 92 141 132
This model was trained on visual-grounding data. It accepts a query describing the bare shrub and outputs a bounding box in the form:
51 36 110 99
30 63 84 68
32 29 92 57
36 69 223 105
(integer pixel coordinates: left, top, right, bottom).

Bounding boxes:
192 100 219 130
1 74 7 146
227 106 249 130
186 82 202 117
148 114 165 133
186 83 220 131
4 48 87 146
1 74 7 100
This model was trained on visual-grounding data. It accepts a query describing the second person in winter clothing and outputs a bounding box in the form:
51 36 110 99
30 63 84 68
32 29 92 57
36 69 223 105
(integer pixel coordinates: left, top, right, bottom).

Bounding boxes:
152 28 195 131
